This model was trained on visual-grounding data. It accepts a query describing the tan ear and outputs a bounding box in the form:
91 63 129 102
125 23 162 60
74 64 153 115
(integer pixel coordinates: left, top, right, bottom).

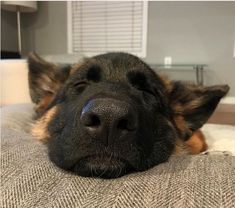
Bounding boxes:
163 79 229 140
28 52 71 114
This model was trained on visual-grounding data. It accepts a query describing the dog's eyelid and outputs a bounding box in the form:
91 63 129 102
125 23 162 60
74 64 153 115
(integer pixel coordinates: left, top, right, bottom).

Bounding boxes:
143 88 155 96
72 80 88 88
131 84 155 96
74 80 87 85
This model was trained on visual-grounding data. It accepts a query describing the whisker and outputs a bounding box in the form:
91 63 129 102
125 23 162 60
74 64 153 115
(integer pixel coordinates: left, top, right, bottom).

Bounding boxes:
90 165 94 177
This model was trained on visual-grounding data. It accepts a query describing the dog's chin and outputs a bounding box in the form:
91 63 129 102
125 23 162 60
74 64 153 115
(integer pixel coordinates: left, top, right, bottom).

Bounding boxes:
72 155 134 179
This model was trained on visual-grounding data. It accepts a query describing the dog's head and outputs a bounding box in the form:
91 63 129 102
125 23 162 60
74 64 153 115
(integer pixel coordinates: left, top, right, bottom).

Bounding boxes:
28 52 229 178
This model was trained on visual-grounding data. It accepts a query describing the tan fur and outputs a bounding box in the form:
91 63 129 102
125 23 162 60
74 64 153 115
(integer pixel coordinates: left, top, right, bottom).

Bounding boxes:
35 94 55 114
173 138 188 155
186 130 208 154
184 97 204 112
171 97 204 114
70 64 80 75
173 130 208 155
159 75 205 115
174 115 189 132
173 115 207 155
159 75 208 155
171 103 183 114
159 74 173 93
174 115 193 140
31 106 58 142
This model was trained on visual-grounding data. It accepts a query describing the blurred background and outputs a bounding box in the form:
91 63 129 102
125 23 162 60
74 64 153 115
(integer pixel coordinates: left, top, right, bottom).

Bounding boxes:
1 1 235 97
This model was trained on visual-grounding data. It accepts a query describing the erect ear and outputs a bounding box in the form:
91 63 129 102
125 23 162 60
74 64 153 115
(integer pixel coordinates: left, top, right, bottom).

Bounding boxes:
28 52 71 113
167 81 229 138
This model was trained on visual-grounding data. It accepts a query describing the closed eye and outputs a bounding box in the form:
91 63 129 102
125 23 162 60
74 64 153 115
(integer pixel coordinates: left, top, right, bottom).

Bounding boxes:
73 80 87 87
73 80 88 92
142 88 156 97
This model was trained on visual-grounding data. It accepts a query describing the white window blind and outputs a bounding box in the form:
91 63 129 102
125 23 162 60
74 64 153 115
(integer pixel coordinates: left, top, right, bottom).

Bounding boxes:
67 1 148 57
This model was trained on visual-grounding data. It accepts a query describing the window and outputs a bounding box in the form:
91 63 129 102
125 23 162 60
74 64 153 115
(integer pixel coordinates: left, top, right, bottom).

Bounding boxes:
67 1 148 57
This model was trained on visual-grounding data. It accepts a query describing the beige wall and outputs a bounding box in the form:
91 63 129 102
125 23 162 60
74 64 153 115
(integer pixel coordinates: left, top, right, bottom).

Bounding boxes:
145 2 235 96
2 1 235 95
0 60 31 106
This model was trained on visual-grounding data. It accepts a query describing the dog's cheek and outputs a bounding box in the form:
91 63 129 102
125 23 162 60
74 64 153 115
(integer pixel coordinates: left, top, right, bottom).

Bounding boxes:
47 134 76 170
46 106 90 170
31 106 59 142
143 118 176 169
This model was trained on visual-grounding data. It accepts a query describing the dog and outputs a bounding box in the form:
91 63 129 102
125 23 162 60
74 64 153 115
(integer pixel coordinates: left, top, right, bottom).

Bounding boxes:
28 52 229 178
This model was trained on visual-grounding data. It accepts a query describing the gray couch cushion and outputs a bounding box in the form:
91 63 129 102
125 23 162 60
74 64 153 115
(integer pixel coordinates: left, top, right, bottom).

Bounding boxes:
1 103 36 133
1 128 235 208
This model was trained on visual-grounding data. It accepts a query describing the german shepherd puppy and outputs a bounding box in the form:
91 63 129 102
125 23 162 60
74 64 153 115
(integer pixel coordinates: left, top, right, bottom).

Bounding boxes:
28 52 229 178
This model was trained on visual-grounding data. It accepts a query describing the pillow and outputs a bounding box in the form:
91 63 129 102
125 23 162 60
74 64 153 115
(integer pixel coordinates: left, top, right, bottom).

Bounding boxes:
202 124 235 155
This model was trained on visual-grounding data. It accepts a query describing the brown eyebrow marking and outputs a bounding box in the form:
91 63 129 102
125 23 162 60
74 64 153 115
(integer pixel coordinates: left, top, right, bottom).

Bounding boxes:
69 64 80 75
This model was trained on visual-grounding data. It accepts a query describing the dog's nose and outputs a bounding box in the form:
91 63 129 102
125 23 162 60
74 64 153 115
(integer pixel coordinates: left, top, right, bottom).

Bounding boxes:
80 98 137 146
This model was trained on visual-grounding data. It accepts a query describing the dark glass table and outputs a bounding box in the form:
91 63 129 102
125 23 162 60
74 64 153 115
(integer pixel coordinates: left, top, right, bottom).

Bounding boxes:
149 64 208 85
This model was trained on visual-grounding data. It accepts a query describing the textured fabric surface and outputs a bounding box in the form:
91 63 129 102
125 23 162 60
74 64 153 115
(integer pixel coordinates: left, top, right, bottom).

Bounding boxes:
1 128 235 208
201 124 235 155
1 103 35 133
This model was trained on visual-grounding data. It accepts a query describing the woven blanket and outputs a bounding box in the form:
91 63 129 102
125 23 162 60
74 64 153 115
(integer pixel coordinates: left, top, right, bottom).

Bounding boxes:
1 127 235 208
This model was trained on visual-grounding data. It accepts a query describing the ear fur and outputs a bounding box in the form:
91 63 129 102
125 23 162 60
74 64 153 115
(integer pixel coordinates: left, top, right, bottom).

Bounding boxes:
161 77 229 139
28 52 71 113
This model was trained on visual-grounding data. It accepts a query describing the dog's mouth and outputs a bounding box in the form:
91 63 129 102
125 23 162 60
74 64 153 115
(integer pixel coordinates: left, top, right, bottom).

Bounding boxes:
72 154 135 178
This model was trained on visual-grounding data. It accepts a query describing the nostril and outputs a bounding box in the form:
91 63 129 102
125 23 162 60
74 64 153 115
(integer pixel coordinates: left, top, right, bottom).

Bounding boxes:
117 118 136 131
89 115 100 127
88 115 100 127
117 119 128 130
84 114 101 127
